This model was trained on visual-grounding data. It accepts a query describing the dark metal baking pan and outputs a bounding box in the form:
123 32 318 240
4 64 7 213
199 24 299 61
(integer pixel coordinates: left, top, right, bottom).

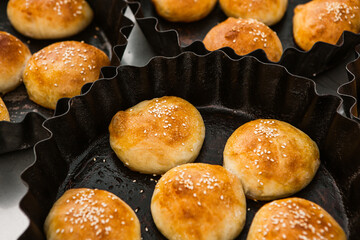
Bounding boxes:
128 0 360 78
20 50 360 239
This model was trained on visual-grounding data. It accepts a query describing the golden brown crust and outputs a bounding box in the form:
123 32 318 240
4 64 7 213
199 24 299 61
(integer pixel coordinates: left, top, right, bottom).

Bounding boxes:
44 188 141 240
247 197 347 240
219 0 288 26
0 97 10 121
7 0 93 39
23 41 110 109
293 0 360 51
151 0 217 22
223 119 320 201
151 163 246 240
0 31 31 94
109 96 205 174
203 18 283 62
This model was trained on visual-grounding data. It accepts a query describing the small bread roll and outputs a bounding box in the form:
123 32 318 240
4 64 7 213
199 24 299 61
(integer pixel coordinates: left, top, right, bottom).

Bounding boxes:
7 0 93 39
109 96 205 174
151 163 246 240
151 0 217 22
293 0 360 51
23 41 110 109
0 98 10 121
203 18 283 62
44 188 141 240
0 31 31 94
219 0 288 26
247 197 346 240
223 119 320 201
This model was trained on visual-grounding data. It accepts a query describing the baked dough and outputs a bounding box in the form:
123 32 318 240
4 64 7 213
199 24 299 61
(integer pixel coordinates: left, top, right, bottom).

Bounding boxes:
23 41 110 109
7 0 93 39
0 31 31 94
0 97 10 121
151 0 217 22
109 96 205 174
293 0 360 51
223 119 320 201
44 188 141 240
151 163 246 240
203 18 283 62
247 197 347 240
219 0 288 26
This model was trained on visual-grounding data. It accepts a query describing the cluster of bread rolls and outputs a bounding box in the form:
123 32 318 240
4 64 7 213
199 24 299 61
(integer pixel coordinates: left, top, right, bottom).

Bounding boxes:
1 0 110 121
151 0 360 60
103 96 347 239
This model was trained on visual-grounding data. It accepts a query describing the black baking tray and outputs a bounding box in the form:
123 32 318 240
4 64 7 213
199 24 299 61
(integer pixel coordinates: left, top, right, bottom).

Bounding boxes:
0 0 134 154
20 50 360 239
128 0 360 78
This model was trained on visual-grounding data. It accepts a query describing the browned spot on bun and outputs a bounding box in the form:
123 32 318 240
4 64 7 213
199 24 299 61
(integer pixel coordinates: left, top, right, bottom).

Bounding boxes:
44 188 141 240
247 197 346 240
7 0 93 39
219 0 288 26
151 0 217 22
151 163 246 240
224 119 320 201
109 96 205 174
203 18 283 62
0 31 31 94
293 0 360 51
0 97 10 121
23 41 110 109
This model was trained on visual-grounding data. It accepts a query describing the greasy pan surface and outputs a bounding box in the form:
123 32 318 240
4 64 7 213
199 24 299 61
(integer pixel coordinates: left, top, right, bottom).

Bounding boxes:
21 51 360 239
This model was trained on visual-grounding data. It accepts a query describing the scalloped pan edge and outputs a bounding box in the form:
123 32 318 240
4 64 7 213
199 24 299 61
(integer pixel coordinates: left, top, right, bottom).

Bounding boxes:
338 44 360 123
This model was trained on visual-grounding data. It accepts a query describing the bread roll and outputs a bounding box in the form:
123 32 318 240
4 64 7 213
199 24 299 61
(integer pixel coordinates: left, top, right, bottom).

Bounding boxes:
219 0 288 26
151 163 247 240
247 197 346 240
0 31 31 94
223 119 320 201
293 0 360 51
109 96 205 174
203 18 283 62
151 0 217 22
23 41 110 109
0 97 10 121
44 188 141 240
7 0 93 39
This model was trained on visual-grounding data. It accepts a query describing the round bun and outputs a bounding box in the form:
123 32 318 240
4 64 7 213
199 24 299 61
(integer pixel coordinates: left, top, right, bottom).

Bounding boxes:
7 0 93 39
151 0 217 22
109 96 205 174
219 0 288 26
0 31 31 94
203 18 283 62
23 41 110 109
151 163 246 240
247 197 346 240
293 0 360 51
44 188 141 240
0 97 10 121
223 119 320 201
